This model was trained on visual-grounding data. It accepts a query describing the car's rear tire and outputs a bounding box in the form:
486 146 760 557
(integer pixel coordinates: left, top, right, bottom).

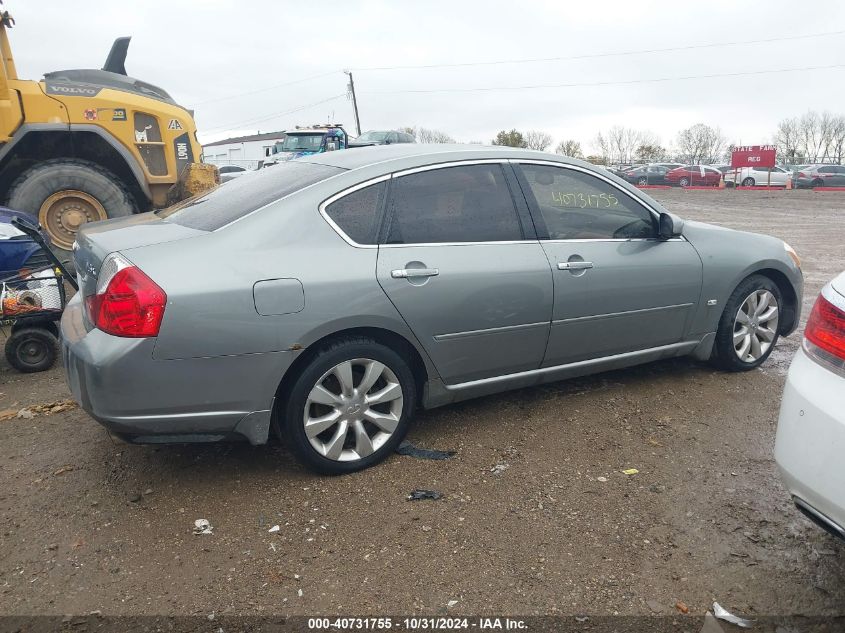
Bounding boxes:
711 274 782 372
281 337 416 474
7 159 138 255
5 327 59 373
742 177 755 186
679 177 690 187
637 177 648 186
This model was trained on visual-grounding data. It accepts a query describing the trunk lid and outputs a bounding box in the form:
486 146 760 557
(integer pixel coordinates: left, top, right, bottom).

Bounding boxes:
831 271 845 298
74 212 205 299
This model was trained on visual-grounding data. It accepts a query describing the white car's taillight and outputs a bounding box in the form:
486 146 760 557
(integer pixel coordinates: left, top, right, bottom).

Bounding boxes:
803 286 845 376
84 253 167 338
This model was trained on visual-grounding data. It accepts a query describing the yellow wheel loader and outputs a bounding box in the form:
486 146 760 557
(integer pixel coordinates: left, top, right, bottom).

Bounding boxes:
0 9 217 254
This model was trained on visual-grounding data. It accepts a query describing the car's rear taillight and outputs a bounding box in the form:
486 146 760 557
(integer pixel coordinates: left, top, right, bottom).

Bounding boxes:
84 253 166 337
627 171 636 176
798 172 807 178
803 289 845 373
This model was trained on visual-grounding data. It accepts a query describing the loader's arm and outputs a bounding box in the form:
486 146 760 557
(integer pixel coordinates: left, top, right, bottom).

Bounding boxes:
0 10 22 143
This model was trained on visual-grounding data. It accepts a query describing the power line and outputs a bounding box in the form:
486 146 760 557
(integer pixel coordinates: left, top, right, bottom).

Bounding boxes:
352 30 845 71
362 63 845 94
190 70 340 107
202 94 348 133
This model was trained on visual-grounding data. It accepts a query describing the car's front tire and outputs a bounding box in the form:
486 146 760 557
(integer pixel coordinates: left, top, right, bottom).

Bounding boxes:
711 274 782 371
679 177 690 187
281 337 416 474
742 177 756 186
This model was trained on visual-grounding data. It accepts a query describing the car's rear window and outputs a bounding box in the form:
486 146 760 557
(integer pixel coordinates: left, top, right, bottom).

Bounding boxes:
159 161 343 231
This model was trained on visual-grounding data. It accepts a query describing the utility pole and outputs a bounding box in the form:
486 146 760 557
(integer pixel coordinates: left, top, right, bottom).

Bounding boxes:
344 70 361 136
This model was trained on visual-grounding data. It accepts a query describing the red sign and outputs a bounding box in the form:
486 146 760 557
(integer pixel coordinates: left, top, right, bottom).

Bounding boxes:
731 145 776 169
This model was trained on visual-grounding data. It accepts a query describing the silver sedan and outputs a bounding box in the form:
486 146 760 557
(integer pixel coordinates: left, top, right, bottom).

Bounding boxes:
62 145 803 473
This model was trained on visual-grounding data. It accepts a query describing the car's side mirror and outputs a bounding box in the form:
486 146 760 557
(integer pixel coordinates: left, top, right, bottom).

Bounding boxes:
658 212 684 240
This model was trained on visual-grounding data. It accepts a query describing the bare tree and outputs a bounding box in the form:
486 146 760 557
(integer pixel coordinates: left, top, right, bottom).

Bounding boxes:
774 111 845 163
524 130 553 151
675 124 726 164
555 139 583 158
775 117 801 163
400 126 455 144
594 126 656 165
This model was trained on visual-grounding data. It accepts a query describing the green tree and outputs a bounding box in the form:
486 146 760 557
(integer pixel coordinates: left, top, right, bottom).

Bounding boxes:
492 129 526 148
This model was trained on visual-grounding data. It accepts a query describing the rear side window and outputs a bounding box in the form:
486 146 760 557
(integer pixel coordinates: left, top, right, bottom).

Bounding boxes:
159 161 342 231
384 164 522 244
519 164 656 240
324 181 386 245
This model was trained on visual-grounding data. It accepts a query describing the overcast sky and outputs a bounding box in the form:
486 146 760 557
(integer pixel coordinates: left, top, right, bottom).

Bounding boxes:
10 1 845 152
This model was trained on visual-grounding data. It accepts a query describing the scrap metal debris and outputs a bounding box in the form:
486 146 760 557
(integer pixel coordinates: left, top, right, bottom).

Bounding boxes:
268 525 280 533
193 519 213 535
713 602 754 628
490 463 510 475
396 440 455 461
407 489 442 501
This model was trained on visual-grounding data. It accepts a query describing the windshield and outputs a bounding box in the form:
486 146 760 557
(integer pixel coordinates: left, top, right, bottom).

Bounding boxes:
275 134 324 153
355 131 390 143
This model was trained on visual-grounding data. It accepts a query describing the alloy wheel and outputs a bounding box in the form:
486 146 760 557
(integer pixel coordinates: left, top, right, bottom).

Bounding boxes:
303 358 404 462
733 289 779 363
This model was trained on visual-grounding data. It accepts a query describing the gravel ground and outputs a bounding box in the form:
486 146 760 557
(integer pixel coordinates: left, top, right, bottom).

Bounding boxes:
1 189 844 623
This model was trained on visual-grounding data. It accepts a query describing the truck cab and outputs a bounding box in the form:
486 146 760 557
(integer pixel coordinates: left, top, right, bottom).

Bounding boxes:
265 125 348 166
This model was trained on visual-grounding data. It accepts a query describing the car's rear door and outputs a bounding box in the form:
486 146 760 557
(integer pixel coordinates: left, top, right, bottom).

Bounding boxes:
376 161 553 385
514 161 703 367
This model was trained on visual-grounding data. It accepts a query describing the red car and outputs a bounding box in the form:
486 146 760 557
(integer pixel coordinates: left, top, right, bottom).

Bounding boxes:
665 165 722 187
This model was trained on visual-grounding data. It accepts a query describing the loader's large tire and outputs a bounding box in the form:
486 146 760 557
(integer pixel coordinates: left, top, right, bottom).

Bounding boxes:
7 159 137 253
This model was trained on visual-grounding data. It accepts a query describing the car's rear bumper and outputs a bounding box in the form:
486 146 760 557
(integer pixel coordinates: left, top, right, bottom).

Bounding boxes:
60 293 291 445
775 348 845 540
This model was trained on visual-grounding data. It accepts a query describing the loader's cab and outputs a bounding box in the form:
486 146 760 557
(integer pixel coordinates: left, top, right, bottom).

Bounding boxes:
267 125 348 165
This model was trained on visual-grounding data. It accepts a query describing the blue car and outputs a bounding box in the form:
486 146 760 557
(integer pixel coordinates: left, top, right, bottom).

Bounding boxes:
0 208 52 279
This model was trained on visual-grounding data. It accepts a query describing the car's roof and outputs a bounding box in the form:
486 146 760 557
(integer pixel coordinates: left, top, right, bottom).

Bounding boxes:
298 143 588 172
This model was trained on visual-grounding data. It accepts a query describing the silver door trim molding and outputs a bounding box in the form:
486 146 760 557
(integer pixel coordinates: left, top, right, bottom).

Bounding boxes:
444 340 698 392
434 320 549 342
391 158 507 179
551 302 694 325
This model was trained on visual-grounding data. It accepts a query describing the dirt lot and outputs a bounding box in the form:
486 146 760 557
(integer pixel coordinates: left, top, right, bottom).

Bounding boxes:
1 190 844 623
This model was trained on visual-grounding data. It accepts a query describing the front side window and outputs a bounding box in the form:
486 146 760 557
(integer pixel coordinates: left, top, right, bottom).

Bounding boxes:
384 164 522 244
324 181 386 245
519 164 657 240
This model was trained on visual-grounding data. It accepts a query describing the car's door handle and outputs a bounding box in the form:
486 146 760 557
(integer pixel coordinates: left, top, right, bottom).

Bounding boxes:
391 268 440 279
557 261 594 271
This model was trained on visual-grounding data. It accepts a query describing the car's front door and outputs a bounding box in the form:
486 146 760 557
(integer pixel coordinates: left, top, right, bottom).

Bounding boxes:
376 162 553 385
515 161 704 367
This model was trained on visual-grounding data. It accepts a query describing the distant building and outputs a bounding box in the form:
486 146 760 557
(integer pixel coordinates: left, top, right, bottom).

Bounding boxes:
202 131 286 169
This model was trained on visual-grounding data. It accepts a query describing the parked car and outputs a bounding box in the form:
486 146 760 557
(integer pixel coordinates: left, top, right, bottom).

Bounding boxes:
62 144 803 474
349 130 416 147
775 272 845 541
792 165 845 188
665 165 722 187
724 165 791 187
218 165 248 183
621 164 672 186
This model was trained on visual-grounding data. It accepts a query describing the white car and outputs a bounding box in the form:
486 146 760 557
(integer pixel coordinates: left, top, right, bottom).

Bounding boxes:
724 165 791 187
775 272 845 540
